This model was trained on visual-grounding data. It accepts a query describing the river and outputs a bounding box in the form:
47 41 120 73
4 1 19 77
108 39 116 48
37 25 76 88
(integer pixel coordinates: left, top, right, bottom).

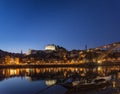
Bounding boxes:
0 66 120 94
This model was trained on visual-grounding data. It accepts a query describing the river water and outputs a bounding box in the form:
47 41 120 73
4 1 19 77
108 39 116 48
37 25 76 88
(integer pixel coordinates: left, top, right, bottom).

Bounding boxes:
0 66 120 94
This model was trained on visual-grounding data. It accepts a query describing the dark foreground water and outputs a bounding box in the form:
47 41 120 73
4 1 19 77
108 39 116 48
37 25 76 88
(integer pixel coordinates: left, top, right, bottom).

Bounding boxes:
0 66 120 94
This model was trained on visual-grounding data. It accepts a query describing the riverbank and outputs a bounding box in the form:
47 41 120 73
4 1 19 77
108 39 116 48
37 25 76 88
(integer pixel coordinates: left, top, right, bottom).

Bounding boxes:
0 62 120 68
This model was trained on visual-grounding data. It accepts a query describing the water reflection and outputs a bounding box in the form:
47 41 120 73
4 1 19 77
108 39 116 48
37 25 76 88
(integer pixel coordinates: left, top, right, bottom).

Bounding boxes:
0 66 120 94
0 66 120 81
45 80 57 86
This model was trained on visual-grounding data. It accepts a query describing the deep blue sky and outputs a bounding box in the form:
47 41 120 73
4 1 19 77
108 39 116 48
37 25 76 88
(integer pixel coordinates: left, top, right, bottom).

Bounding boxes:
0 0 120 53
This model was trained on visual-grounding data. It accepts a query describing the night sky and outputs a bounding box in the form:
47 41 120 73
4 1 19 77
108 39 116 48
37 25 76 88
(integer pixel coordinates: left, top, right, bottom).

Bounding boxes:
0 0 120 53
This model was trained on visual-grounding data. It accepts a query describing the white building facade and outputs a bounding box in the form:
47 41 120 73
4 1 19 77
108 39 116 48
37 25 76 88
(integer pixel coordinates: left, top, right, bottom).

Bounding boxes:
45 44 56 51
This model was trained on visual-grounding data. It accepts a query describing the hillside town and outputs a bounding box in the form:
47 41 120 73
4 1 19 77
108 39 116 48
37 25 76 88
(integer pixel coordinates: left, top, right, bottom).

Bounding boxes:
0 42 120 65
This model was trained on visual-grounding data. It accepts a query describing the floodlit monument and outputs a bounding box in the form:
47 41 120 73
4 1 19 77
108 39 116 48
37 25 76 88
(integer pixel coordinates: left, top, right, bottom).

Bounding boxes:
45 44 56 51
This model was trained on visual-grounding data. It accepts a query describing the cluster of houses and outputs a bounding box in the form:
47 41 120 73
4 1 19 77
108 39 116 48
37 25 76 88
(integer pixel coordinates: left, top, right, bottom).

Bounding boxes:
0 44 120 65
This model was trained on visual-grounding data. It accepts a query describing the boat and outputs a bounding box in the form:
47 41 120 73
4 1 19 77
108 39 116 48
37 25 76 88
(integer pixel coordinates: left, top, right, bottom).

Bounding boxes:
61 75 111 91
93 75 111 82
60 73 81 88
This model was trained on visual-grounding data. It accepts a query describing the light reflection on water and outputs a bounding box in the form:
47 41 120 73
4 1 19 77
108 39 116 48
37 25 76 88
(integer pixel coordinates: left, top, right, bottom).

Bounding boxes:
0 66 120 94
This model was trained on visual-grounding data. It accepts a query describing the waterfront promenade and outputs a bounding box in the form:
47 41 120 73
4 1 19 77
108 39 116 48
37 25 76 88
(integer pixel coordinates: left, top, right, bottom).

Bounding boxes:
0 62 120 68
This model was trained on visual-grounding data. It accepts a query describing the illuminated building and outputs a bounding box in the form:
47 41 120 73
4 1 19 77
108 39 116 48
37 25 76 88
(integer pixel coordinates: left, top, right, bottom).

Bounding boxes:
26 49 39 55
5 56 19 64
15 57 19 64
45 44 56 51
5 56 11 64
10 57 20 64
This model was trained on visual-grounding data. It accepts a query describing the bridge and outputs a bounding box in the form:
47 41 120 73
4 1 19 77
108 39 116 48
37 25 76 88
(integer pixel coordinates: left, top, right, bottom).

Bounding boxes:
91 42 120 63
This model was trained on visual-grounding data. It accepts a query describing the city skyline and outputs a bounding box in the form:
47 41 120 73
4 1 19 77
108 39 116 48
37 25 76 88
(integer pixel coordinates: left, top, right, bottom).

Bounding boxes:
0 0 120 53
